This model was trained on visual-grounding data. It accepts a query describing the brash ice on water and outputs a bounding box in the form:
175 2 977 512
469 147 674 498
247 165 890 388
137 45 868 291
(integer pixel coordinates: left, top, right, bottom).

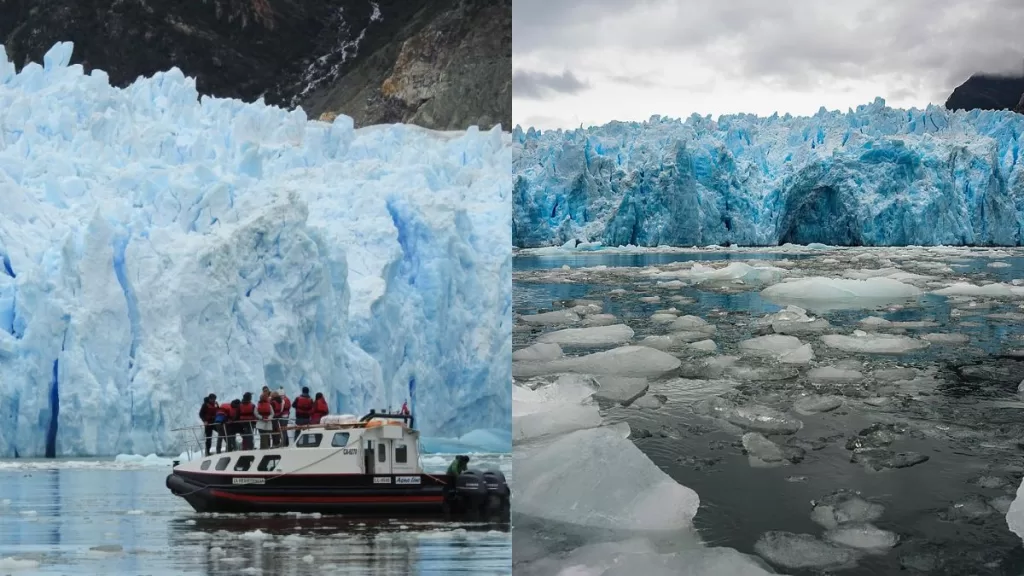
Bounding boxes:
0 42 512 458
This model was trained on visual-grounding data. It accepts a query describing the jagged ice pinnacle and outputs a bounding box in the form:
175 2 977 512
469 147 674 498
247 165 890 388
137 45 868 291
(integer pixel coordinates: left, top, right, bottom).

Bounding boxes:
512 98 1024 248
0 42 512 458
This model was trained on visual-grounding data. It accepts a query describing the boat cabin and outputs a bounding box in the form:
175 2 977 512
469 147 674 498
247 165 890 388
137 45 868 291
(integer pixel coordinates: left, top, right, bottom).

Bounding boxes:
173 412 424 477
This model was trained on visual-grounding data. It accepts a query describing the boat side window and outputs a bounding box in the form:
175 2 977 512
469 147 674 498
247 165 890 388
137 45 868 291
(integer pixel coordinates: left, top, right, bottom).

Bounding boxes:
297 433 323 448
200 459 212 471
215 457 231 471
395 443 407 464
234 455 255 472
331 432 350 447
257 455 281 472
378 442 386 462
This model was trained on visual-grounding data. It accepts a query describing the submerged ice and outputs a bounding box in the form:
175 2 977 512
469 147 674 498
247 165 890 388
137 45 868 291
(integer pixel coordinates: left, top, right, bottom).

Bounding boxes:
0 42 512 457
513 98 1024 248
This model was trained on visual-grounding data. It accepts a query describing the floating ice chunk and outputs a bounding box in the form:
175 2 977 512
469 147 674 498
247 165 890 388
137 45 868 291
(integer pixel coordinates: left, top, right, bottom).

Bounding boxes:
822 332 929 354
807 366 864 383
810 492 885 529
762 305 832 335
513 377 602 441
582 314 619 327
762 277 922 311
537 324 635 348
638 331 711 350
689 339 718 353
850 448 928 470
696 398 803 434
989 261 1011 268
793 395 843 415
651 313 678 324
513 346 682 378
858 316 892 329
742 432 787 466
739 335 814 364
946 494 996 523
593 376 649 406
0 557 40 571
632 394 665 409
669 315 714 332
520 310 580 325
513 426 700 532
239 530 271 540
754 531 857 570
823 524 898 552
512 342 564 362
934 282 1024 298
921 333 970 344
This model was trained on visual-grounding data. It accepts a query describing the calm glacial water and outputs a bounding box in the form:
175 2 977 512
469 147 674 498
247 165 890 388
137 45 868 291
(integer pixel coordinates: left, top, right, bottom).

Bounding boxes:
514 247 1024 575
0 456 511 575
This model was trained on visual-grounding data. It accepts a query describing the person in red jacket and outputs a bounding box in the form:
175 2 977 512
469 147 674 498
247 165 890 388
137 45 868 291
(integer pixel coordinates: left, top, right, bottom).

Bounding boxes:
198 394 218 456
292 387 314 442
215 400 236 452
277 387 291 447
269 392 284 447
312 392 329 424
256 392 274 449
237 392 257 450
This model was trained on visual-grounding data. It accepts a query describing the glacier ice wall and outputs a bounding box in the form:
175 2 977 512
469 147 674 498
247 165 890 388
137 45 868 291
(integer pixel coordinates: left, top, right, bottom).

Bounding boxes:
512 97 1024 248
0 42 511 457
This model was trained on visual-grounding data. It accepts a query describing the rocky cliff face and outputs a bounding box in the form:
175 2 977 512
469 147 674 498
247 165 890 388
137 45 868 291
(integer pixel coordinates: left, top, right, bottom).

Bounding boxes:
0 0 510 131
945 73 1024 114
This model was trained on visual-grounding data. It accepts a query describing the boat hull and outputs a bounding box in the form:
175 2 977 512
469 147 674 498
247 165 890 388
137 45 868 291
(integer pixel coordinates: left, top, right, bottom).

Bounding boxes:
166 471 509 519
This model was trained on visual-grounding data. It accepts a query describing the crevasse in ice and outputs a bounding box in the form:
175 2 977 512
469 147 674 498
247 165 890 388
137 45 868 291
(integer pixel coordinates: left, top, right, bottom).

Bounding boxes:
512 97 1024 248
0 42 511 457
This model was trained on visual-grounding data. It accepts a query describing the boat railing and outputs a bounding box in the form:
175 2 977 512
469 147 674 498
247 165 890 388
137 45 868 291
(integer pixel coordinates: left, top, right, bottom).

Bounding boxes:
170 418 298 459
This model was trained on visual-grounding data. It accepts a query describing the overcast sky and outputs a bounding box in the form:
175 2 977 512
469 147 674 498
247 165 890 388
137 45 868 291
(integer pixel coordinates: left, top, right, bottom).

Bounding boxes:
513 0 1024 130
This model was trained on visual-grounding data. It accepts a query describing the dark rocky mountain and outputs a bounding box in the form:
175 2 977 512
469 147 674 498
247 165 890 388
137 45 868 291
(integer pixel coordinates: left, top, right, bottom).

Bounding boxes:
944 73 1024 114
0 0 510 130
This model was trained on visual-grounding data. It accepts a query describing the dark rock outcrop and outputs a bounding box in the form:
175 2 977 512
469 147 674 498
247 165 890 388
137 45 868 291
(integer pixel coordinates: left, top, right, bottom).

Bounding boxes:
0 0 510 130
945 74 1024 113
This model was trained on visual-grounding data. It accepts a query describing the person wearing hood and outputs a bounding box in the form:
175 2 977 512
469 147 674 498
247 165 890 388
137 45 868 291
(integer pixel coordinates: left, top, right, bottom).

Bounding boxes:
237 392 257 450
198 394 218 456
292 387 314 441
312 392 329 424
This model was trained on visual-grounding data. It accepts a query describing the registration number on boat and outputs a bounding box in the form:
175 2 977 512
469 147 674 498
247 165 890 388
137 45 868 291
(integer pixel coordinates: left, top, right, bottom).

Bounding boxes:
373 477 392 484
395 476 421 485
232 477 266 485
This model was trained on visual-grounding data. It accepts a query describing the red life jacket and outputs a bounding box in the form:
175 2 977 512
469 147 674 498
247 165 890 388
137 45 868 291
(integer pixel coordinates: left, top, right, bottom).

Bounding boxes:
257 398 273 420
311 397 329 424
199 401 216 424
293 395 313 418
237 401 256 421
270 397 283 418
216 403 234 420
281 395 291 414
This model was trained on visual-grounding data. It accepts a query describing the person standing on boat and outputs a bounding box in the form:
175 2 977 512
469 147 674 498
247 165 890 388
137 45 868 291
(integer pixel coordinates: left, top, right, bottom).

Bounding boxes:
198 394 218 456
215 399 236 452
400 401 410 416
226 398 243 451
445 455 470 495
269 391 284 447
292 387 314 441
312 392 329 424
237 392 257 450
277 387 291 447
256 392 274 450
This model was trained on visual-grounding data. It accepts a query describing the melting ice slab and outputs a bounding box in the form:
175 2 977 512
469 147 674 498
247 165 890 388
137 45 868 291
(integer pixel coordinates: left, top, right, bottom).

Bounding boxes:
513 98 1024 248
0 42 512 457
514 425 700 532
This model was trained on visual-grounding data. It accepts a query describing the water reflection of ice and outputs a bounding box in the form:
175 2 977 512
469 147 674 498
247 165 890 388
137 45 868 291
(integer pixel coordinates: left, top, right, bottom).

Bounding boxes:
513 246 1024 575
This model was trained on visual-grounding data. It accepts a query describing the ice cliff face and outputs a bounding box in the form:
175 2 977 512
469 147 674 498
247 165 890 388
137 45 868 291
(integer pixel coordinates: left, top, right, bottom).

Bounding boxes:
0 42 511 457
512 98 1024 248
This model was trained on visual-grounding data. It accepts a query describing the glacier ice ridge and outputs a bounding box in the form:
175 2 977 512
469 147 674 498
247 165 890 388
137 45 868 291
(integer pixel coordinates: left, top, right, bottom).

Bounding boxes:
0 42 511 457
513 97 1024 248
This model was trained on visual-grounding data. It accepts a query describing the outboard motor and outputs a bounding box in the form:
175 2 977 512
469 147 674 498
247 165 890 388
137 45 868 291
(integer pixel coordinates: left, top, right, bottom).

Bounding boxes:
454 470 489 512
481 470 511 512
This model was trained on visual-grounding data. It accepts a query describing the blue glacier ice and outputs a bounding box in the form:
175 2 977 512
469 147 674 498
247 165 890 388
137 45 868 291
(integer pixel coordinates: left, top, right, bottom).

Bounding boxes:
0 42 512 458
512 98 1024 248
